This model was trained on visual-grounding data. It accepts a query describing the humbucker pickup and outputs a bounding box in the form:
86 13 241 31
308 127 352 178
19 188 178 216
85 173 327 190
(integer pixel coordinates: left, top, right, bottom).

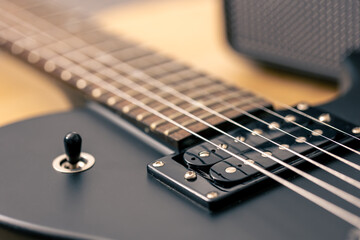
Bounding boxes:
147 106 359 210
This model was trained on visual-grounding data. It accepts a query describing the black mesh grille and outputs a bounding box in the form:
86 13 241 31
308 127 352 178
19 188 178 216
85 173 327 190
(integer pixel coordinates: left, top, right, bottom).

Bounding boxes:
225 0 360 79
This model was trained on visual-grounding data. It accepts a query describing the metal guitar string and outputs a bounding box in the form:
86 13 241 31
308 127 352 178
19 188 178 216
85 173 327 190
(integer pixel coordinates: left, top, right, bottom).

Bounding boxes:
193 94 360 173
97 64 360 191
278 102 360 142
195 98 360 184
2 0 360 212
4 21 360 228
98 64 360 191
1 1 360 228
2 0 360 203
7 0 360 157
250 101 360 158
50 66 360 229
8 14 360 210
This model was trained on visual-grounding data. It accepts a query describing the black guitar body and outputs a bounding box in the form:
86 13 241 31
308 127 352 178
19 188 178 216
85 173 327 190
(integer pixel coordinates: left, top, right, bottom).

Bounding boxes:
0 2 360 237
0 66 359 240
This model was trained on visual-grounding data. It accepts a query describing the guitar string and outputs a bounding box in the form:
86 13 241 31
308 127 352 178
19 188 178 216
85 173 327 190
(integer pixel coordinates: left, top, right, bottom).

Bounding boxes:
85 0 360 147
6 42 360 230
42 59 360 229
95 58 360 182
9 26 360 213
3 2 360 195
5 0 360 158
5 0 360 153
38 0 360 146
233 102 360 171
2 3 360 206
277 102 360 142
106 70 360 191
250 102 360 157
2 1 360 227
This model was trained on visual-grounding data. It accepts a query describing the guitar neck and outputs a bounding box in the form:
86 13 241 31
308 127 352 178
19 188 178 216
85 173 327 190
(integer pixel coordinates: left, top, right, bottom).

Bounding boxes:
0 0 269 149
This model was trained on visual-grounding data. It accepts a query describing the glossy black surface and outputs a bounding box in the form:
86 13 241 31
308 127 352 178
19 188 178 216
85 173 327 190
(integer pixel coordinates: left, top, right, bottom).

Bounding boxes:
64 132 82 165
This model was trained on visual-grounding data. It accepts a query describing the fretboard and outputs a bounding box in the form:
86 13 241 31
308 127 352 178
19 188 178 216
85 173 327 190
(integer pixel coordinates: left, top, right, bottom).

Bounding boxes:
0 0 269 149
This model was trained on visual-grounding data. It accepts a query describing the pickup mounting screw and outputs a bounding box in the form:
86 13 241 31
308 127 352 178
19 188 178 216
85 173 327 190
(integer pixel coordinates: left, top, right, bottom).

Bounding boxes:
152 160 164 167
206 191 218 199
352 127 360 134
318 113 331 123
198 151 210 157
184 171 197 181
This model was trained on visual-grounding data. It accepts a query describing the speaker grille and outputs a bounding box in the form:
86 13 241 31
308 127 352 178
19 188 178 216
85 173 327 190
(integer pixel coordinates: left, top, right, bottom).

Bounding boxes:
225 0 360 79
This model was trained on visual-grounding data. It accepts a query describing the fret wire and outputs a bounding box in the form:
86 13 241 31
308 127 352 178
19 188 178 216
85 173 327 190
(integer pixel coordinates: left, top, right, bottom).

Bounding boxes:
109 46 154 63
83 67 202 110
166 108 227 134
157 69 201 85
8 28 135 70
1 6 70 38
164 100 263 136
150 92 252 130
132 82 227 118
10 0 52 10
0 4 191 90
25 2 75 19
0 7 119 57
10 0 95 35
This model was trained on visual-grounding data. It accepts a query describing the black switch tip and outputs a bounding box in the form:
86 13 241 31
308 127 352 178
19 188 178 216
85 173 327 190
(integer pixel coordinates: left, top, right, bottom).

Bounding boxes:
64 132 82 165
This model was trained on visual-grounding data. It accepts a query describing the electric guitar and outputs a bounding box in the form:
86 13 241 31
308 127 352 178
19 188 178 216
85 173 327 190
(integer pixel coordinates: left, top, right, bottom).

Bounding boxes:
0 1 359 239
